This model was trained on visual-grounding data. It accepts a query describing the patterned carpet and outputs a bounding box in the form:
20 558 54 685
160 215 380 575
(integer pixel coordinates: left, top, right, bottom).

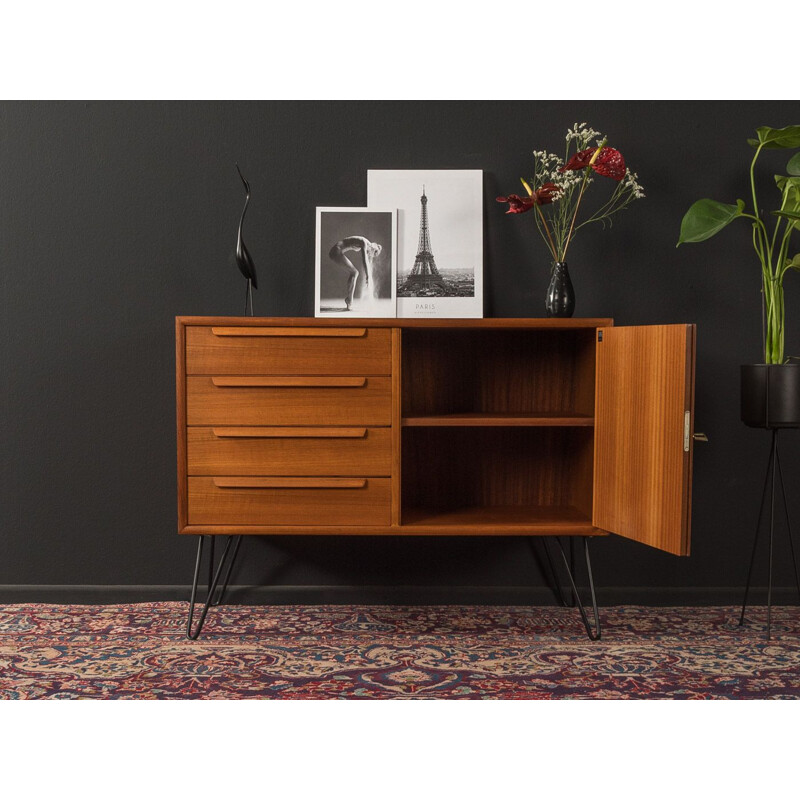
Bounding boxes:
0 603 798 699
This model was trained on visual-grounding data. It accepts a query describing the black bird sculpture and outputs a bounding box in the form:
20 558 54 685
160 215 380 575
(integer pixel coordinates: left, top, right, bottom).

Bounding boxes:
235 164 257 316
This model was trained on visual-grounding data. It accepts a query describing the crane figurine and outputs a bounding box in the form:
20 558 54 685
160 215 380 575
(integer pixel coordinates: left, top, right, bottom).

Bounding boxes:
235 164 257 316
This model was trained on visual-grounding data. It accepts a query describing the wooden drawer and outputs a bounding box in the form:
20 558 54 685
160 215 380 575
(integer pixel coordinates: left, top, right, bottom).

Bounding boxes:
186 325 391 376
188 476 391 525
186 376 392 426
187 426 392 476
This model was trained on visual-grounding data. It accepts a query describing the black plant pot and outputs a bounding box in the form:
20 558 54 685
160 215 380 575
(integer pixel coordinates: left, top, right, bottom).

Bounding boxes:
741 364 800 428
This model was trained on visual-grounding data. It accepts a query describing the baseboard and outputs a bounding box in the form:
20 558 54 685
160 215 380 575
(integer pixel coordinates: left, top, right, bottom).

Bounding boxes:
0 584 798 605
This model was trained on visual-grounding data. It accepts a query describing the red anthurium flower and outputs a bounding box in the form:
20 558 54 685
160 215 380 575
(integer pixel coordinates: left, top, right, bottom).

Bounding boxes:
561 147 626 181
497 182 560 213
496 194 536 214
532 182 560 204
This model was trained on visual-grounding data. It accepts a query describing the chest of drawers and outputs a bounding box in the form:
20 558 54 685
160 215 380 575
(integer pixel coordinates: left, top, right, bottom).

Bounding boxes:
177 316 697 639
177 316 696 553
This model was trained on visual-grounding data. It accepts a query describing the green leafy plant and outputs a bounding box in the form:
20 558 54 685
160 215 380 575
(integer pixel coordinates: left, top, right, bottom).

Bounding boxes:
677 125 800 364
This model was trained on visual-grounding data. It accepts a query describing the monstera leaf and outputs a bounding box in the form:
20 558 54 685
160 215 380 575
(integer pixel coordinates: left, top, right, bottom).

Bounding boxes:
775 174 800 195
788 152 800 176
787 254 800 272
677 198 746 245
773 209 800 222
775 175 800 214
747 125 800 149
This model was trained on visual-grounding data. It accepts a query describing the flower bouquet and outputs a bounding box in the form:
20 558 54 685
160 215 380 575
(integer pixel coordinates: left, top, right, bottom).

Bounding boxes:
497 123 644 316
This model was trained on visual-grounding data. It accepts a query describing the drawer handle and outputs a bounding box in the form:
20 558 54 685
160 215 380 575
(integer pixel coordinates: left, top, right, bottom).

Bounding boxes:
213 477 367 489
211 327 367 338
212 427 368 439
211 377 367 388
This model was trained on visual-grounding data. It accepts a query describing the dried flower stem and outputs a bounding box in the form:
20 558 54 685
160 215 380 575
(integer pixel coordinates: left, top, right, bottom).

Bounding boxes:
561 141 605 262
560 175 589 261
535 204 559 261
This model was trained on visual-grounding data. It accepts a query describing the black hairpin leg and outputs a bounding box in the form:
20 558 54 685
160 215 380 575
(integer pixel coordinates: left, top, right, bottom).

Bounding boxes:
528 538 570 607
186 535 242 640
211 535 243 607
552 537 601 641
739 429 798 641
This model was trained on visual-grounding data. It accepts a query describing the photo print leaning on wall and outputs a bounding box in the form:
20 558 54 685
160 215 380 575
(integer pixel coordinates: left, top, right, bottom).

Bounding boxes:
315 207 397 318
367 170 483 318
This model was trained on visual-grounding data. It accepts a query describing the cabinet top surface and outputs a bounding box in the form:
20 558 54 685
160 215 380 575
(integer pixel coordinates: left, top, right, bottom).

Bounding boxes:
176 316 614 329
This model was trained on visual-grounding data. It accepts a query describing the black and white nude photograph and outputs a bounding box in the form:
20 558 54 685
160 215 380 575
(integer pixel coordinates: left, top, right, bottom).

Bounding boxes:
367 170 483 318
315 207 396 318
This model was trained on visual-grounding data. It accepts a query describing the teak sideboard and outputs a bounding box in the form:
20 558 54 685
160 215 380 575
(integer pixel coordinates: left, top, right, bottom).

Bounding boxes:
176 316 697 637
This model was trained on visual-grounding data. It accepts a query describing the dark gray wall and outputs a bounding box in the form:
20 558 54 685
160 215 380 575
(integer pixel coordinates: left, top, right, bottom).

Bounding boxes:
1 100 798 602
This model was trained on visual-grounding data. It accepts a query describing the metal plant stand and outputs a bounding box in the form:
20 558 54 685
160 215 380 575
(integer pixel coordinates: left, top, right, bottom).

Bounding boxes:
739 429 800 640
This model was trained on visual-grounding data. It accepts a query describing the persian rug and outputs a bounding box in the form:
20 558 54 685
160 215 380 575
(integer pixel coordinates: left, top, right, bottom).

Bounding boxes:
0 603 798 699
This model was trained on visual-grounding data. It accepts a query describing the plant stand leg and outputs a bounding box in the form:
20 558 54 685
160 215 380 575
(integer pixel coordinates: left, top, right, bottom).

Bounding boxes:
186 535 238 640
775 438 800 601
552 536 601 641
766 433 777 640
738 429 793 640
739 430 777 629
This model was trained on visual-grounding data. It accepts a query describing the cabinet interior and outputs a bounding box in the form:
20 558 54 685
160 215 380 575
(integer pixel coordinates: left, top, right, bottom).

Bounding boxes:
401 328 597 420
400 328 597 528
401 427 594 526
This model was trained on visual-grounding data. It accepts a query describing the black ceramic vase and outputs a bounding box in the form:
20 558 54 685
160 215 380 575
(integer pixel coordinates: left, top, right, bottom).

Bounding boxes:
741 363 800 428
545 261 575 318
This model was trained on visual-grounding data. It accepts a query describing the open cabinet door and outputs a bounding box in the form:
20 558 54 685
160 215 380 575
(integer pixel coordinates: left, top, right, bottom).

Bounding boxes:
593 324 696 556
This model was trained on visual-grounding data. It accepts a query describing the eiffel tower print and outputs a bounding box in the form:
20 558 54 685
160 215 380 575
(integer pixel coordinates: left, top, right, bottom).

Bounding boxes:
401 187 446 292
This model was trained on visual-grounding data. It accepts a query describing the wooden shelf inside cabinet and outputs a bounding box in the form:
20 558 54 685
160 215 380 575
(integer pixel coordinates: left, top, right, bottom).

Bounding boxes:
401 413 595 427
401 505 603 536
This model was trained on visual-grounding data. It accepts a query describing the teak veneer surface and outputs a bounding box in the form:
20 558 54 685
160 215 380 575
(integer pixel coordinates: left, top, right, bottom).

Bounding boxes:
391 328 402 526
179 523 603 536
176 317 694 554
402 426 595 516
401 413 595 427
593 324 695 556
188 476 391 526
401 328 597 417
187 426 391 476
210 326 369 337
186 376 392 426
179 317 614 329
186 325 391 375
401 505 598 531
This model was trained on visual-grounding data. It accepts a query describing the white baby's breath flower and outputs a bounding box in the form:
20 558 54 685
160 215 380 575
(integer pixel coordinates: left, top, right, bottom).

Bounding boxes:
566 122 601 148
552 168 582 189
623 169 645 199
533 150 564 186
